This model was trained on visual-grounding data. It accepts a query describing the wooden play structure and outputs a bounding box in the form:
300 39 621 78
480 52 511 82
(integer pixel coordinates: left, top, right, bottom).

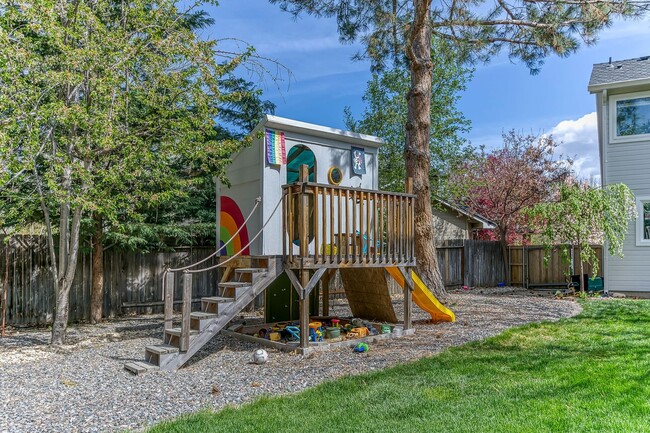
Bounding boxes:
124 116 454 374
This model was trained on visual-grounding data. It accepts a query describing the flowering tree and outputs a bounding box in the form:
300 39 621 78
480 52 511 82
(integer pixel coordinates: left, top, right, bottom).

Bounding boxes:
450 131 572 283
530 181 636 292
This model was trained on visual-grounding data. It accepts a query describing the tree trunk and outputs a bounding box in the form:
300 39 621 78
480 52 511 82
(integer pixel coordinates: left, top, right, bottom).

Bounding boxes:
2 240 8 337
405 0 446 299
51 277 73 345
90 215 104 324
51 206 84 345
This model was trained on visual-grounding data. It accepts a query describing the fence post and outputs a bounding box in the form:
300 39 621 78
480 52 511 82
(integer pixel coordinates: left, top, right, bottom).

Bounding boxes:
180 272 192 352
164 272 175 331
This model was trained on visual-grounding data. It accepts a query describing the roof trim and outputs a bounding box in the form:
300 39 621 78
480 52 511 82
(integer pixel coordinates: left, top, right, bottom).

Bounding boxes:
250 115 383 148
434 197 495 229
588 77 650 93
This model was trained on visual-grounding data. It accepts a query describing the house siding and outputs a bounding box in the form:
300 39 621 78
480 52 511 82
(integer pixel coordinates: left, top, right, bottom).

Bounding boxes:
431 207 470 240
604 105 650 292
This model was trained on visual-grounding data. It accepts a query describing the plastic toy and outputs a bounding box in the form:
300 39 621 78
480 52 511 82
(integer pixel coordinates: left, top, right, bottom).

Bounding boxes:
285 326 300 341
253 349 269 364
309 327 323 342
353 342 369 353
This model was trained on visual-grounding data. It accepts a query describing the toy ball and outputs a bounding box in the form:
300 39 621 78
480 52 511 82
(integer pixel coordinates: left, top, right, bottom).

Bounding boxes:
353 342 369 353
252 349 269 364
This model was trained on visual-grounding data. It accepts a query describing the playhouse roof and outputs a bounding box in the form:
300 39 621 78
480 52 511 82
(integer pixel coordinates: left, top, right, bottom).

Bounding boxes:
251 115 384 148
588 55 650 92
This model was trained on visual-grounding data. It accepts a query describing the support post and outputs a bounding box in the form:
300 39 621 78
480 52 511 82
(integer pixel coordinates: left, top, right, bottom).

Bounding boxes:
404 282 412 330
399 266 414 331
164 272 175 331
180 272 192 352
298 164 311 350
300 270 310 349
322 270 331 316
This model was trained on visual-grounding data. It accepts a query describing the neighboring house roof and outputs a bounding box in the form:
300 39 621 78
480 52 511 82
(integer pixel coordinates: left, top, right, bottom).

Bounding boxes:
433 197 495 229
588 55 650 92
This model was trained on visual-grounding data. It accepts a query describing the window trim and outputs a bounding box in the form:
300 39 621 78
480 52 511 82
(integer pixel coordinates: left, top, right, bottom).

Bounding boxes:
636 196 650 247
609 90 650 143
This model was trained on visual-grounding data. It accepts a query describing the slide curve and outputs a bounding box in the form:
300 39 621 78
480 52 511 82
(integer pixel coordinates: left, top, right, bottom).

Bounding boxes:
386 267 456 322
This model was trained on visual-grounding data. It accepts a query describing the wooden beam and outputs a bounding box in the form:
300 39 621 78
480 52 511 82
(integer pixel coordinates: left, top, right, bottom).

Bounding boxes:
284 266 327 299
403 279 413 331
284 266 303 297
300 269 310 349
164 272 175 331
397 266 414 292
181 272 192 352
304 268 327 297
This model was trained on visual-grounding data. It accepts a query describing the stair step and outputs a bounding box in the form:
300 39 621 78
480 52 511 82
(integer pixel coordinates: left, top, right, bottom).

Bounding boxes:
124 361 159 375
201 296 236 303
235 268 267 275
218 281 250 288
145 344 179 355
190 311 218 319
190 312 218 331
164 327 199 337
144 344 179 367
201 296 235 314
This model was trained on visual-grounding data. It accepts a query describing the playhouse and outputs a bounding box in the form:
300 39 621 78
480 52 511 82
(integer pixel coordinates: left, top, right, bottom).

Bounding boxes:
125 115 455 374
218 115 381 257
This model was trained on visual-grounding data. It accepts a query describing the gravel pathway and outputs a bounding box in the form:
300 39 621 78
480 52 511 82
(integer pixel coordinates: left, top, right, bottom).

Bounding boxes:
0 288 581 433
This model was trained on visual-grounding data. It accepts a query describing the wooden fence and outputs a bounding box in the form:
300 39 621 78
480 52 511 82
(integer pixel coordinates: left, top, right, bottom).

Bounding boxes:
385 240 602 294
509 245 603 288
0 237 219 326
0 237 604 326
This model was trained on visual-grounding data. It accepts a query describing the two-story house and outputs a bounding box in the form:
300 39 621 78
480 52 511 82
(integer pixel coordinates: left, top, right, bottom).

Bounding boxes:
589 56 650 295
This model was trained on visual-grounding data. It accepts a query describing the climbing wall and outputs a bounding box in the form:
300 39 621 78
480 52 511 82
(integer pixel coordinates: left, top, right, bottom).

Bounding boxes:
339 268 398 323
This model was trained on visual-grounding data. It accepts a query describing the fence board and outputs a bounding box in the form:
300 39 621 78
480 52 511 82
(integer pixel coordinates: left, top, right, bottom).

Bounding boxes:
0 237 220 326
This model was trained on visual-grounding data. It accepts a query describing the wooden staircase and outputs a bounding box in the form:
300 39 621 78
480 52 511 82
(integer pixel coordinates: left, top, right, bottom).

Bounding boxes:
124 256 281 374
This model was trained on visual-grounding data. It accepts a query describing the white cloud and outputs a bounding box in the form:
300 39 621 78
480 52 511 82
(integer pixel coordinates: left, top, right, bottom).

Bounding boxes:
550 112 600 182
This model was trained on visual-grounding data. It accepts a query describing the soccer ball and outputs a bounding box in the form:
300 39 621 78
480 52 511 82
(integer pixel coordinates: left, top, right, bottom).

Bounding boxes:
252 349 269 364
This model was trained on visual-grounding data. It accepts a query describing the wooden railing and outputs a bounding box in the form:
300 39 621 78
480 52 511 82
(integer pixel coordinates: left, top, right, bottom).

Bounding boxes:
282 166 416 269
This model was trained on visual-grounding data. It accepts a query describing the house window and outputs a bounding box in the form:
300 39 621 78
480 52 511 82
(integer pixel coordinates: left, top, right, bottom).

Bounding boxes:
611 92 650 142
636 196 650 246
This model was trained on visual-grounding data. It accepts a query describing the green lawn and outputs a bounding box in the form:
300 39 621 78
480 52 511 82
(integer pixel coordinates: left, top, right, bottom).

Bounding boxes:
148 300 650 433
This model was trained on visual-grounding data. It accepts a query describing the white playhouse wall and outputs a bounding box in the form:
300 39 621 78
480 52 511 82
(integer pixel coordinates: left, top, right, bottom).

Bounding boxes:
223 142 264 255
221 115 381 257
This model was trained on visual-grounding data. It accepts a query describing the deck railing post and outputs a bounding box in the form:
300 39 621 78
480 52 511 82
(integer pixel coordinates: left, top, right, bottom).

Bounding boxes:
164 272 175 331
180 271 192 352
298 164 310 262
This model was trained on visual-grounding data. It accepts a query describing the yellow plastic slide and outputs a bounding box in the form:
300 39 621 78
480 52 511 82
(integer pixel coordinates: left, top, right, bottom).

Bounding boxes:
386 267 456 322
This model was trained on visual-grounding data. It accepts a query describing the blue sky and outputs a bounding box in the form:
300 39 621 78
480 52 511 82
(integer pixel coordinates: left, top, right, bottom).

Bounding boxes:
205 1 650 181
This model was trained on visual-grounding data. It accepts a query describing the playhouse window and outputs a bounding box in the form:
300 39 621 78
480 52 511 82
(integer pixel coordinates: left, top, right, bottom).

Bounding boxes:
286 145 316 183
611 92 650 141
636 197 650 246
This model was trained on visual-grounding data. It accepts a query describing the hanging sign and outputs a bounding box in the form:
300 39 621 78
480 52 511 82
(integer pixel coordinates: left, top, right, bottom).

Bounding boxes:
351 146 366 175
266 129 286 165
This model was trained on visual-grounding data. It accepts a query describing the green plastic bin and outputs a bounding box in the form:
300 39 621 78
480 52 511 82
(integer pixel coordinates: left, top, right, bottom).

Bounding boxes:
588 276 604 292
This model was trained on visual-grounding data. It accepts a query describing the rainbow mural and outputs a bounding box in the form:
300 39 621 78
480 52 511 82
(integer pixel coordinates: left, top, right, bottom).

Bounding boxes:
219 196 250 256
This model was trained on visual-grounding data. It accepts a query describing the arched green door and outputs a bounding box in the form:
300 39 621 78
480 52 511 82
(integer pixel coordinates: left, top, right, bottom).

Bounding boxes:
287 145 316 246
286 145 316 183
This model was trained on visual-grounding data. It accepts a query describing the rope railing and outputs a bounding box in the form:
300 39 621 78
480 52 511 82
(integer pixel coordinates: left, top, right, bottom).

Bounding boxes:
185 192 285 274
161 192 284 331
166 197 262 273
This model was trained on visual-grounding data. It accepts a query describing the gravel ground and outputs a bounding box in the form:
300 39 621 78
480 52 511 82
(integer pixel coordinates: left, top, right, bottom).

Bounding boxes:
0 288 581 433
